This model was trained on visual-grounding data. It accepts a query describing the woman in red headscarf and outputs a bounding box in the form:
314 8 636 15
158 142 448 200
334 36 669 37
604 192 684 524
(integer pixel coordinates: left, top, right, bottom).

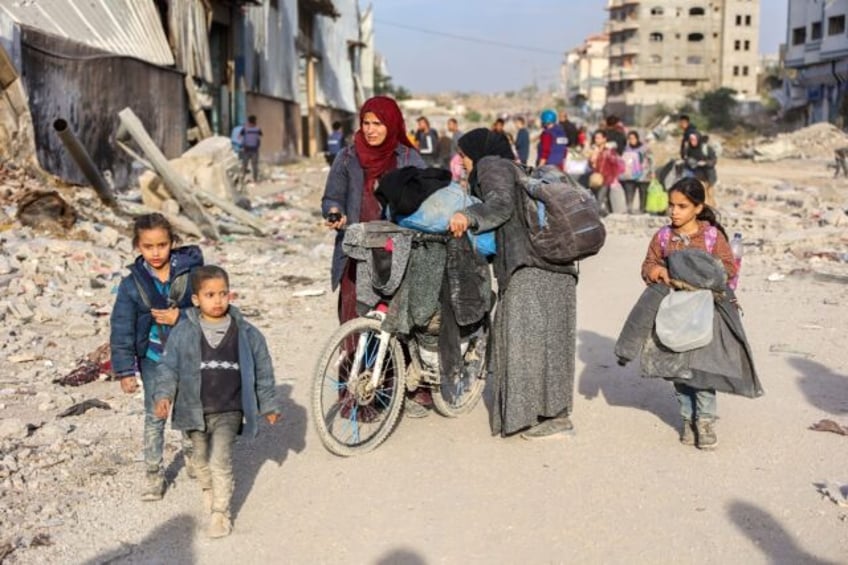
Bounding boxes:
321 96 425 324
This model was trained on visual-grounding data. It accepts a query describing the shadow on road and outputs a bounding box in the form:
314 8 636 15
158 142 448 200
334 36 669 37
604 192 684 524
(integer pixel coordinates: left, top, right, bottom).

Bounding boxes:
788 357 848 415
82 513 196 564
375 547 427 565
727 500 840 565
230 383 307 519
577 330 679 430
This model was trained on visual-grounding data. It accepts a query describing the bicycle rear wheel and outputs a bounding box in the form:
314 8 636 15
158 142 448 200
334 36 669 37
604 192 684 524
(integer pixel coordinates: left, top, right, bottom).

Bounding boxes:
431 325 487 418
312 316 405 456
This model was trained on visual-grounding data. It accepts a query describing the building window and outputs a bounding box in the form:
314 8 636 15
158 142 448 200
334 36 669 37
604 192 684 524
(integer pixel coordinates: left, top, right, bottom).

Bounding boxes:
650 6 664 16
745 15 752 26
792 27 806 45
742 66 749 76
811 21 823 40
681 80 697 87
734 40 741 50
645 80 659 85
829 15 846 36
649 54 662 63
688 33 704 42
733 66 739 76
649 32 664 42
744 39 750 51
735 15 742 26
689 7 705 16
687 56 703 64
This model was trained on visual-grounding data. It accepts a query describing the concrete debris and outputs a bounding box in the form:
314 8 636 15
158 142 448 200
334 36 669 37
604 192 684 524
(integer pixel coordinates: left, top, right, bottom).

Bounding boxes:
57 399 111 418
0 153 333 561
810 419 848 436
739 122 848 162
816 481 848 507
16 190 76 232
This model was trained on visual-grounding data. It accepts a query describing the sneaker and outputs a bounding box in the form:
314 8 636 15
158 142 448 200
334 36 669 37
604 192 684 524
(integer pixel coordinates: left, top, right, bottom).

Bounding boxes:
696 419 718 450
680 419 696 446
404 397 430 419
140 471 165 502
520 417 574 440
208 512 232 539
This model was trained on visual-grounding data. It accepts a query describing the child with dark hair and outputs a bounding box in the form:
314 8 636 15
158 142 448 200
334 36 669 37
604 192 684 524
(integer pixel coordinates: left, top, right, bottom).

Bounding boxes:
110 213 203 500
239 114 263 182
641 177 736 449
154 265 280 538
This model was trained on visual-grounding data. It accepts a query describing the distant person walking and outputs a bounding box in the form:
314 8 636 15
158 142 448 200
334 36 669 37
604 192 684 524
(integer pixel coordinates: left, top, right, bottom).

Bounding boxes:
447 118 465 181
325 121 344 165
415 116 439 166
682 132 718 208
536 109 568 170
238 115 262 183
558 110 580 149
602 115 627 156
678 114 698 159
619 130 654 214
514 116 530 166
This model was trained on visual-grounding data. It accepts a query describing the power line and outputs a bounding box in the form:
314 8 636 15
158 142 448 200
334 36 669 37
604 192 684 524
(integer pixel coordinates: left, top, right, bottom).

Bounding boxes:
374 19 563 56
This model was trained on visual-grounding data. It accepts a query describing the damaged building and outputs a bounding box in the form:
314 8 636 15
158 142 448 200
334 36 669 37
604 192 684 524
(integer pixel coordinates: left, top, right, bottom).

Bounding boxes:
0 0 374 189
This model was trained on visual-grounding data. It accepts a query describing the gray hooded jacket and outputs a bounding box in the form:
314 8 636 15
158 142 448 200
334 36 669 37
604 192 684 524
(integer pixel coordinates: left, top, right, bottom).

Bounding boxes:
154 305 280 438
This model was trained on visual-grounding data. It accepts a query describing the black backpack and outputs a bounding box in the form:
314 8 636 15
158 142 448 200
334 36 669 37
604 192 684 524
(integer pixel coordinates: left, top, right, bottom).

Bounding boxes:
517 165 606 264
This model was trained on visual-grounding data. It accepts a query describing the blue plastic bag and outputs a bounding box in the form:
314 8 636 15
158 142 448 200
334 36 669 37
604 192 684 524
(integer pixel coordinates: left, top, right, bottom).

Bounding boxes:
397 182 496 257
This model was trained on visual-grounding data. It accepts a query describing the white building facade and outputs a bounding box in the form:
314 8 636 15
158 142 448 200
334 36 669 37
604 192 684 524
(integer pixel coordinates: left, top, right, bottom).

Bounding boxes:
784 0 848 124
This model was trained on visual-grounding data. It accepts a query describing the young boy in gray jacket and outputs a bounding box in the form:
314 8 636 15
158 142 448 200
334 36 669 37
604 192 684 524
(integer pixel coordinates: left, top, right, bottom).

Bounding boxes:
154 265 280 538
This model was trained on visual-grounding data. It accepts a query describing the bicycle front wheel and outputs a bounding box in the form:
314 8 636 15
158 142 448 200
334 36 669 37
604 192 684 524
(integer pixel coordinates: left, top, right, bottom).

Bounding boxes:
431 325 487 418
311 316 406 456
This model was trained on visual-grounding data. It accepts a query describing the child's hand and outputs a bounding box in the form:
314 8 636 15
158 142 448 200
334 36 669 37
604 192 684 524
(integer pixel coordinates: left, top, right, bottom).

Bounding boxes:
648 266 671 285
265 412 281 425
120 376 139 394
154 398 171 419
151 307 179 326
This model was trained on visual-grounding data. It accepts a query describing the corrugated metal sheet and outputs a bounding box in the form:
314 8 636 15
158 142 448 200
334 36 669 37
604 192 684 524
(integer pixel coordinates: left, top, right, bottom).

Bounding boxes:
167 0 213 82
0 0 174 66
314 0 357 113
243 0 299 101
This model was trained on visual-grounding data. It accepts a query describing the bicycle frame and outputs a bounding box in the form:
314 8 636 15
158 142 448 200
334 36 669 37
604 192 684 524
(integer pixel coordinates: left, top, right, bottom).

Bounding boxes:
345 310 393 395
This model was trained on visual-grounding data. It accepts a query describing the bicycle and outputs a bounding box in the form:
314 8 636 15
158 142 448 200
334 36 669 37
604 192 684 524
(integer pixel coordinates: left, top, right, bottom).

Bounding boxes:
311 228 489 456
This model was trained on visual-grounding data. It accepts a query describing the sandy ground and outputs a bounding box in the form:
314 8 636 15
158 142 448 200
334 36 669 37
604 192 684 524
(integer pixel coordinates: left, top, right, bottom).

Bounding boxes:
17 158 848 564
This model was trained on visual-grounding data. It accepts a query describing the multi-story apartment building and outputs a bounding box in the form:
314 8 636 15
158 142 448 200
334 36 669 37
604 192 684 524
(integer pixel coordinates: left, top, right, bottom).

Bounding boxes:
562 34 610 116
605 0 760 124
783 0 848 124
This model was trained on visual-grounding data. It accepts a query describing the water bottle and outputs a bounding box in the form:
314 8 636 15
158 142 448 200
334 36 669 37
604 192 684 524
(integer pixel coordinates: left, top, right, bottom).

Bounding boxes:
729 232 743 290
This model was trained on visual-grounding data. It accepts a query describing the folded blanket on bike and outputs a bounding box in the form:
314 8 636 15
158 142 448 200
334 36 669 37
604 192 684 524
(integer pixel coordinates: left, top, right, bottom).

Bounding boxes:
343 221 492 381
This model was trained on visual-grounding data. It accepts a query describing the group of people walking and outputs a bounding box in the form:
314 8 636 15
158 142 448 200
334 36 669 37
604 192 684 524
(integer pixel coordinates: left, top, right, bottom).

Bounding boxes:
107 95 758 540
320 95 759 443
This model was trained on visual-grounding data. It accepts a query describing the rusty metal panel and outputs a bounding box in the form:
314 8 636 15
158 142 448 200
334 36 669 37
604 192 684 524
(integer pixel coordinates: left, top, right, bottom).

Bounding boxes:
243 0 299 102
20 28 186 189
0 0 174 66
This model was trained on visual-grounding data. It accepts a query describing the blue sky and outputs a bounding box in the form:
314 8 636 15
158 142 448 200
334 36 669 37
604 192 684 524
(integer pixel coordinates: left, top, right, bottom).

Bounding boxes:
368 0 788 93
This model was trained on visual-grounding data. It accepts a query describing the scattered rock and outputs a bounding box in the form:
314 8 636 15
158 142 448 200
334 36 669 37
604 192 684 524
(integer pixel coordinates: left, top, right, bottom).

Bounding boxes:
0 417 27 440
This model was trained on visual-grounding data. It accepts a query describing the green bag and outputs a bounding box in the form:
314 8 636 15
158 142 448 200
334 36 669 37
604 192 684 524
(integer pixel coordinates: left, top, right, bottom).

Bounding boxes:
644 179 668 215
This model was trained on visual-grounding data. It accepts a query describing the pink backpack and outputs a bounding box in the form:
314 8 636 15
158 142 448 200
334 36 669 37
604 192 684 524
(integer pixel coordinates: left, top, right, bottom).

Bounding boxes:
658 225 718 257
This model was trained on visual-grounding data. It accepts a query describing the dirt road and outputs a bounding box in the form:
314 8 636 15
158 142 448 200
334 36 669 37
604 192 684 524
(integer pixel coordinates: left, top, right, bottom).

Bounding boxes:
21 159 848 564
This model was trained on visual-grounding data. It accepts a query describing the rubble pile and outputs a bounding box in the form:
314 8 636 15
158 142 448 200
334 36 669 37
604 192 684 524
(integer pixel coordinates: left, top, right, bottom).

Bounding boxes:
736 122 848 163
0 157 333 562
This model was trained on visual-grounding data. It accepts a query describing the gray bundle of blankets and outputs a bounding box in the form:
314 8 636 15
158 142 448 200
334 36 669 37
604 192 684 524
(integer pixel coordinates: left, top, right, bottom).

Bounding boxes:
615 249 764 398
343 221 492 381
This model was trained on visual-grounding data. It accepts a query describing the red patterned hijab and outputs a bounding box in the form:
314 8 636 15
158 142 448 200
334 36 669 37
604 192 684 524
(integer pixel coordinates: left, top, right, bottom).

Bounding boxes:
354 96 413 193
